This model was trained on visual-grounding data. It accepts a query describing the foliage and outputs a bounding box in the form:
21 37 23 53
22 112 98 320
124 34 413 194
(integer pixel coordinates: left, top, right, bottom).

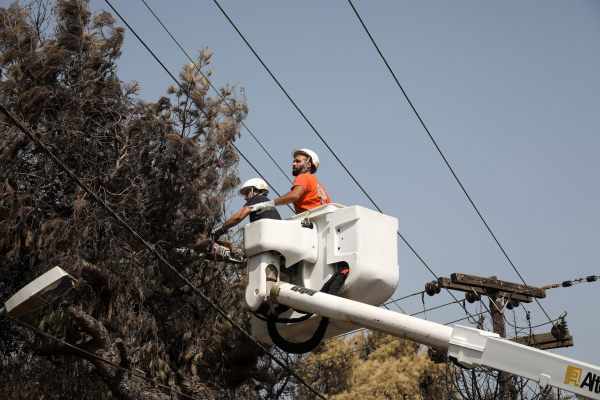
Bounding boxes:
0 1 275 398
288 331 451 399
0 1 564 399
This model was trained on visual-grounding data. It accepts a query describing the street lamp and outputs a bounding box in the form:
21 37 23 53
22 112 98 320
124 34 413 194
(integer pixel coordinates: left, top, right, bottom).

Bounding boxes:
0 266 78 317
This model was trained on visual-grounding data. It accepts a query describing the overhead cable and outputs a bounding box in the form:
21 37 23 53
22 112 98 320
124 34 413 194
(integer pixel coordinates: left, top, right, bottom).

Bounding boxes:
542 275 598 290
478 287 563 331
329 299 487 343
0 101 325 400
347 0 555 327
382 290 424 307
140 0 293 186
5 316 202 400
296 311 489 369
442 311 488 326
210 0 477 322
210 0 382 214
381 299 406 314
409 298 464 317
103 0 294 213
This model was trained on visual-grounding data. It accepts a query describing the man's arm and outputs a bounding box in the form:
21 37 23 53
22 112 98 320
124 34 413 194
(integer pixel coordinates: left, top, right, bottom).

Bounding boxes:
249 185 306 213
222 206 252 230
274 185 305 206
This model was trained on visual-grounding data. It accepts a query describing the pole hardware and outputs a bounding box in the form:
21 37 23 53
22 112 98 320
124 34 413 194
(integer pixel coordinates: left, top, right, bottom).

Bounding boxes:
425 280 441 296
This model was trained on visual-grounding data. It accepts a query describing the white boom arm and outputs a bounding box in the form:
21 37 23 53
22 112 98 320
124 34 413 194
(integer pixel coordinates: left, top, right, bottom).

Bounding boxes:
270 282 600 400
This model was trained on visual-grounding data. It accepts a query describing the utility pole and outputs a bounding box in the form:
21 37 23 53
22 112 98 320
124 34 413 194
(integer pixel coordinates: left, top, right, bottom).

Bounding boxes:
488 290 512 397
425 273 573 399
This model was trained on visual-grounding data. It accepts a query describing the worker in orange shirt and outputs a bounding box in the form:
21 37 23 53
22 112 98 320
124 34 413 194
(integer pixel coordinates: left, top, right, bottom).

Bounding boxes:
250 149 330 215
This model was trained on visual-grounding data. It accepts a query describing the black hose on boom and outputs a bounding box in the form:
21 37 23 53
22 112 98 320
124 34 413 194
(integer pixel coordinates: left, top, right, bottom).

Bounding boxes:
266 269 349 354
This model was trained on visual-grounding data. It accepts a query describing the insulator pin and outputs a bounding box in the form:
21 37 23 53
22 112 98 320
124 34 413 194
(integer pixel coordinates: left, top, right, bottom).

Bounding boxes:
465 292 480 303
505 298 520 310
425 280 441 296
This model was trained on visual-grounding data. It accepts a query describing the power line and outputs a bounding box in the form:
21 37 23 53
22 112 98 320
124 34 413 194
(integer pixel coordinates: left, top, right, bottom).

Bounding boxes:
474 287 541 333
5 316 202 400
382 295 466 322
382 290 424 307
381 299 406 314
116 2 510 377
443 311 488 327
210 0 477 323
409 298 464 317
296 311 489 370
323 328 365 343
481 289 564 331
139 0 293 187
102 0 294 214
0 101 325 400
210 0 382 214
542 275 599 290
230 141 294 212
329 298 484 343
346 0 555 327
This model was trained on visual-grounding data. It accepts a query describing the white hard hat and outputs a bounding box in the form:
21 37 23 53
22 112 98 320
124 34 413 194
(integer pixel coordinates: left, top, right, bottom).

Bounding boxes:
292 149 320 172
239 178 269 196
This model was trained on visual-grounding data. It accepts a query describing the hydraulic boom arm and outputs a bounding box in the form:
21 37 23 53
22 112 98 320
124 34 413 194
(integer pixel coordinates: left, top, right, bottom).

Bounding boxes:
270 282 600 400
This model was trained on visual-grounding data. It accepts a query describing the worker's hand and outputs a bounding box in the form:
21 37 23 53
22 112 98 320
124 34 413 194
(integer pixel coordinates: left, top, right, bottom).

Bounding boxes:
211 226 227 240
249 200 275 214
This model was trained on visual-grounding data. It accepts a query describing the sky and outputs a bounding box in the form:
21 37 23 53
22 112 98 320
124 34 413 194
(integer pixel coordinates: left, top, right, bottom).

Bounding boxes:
72 0 600 367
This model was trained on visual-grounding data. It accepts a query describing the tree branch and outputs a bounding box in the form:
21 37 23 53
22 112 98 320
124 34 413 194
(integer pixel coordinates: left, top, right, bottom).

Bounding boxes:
115 338 130 368
70 307 110 349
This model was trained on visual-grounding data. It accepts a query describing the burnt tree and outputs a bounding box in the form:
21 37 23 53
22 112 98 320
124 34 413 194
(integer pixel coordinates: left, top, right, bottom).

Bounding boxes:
0 1 282 398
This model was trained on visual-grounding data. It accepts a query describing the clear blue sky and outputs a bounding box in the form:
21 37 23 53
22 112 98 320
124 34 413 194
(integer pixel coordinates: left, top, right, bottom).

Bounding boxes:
86 0 600 366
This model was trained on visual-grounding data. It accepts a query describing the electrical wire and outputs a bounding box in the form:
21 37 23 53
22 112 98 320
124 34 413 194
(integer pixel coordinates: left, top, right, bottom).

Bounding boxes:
381 290 424 307
506 317 554 331
479 287 563 331
210 0 478 324
296 311 490 370
106 1 517 377
468 287 501 333
330 298 481 342
322 328 364 343
139 0 293 187
0 102 326 400
409 298 463 317
230 141 294 213
346 0 556 328
4 316 202 400
542 275 599 290
102 0 294 214
380 299 406 314
442 311 487 326
210 0 382 214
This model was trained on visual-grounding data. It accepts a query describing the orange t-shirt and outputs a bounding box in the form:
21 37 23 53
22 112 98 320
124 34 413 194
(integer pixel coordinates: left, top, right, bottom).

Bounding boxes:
291 174 331 214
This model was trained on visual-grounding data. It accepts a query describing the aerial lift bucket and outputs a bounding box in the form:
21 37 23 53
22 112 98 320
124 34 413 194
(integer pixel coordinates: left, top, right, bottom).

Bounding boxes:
243 204 399 344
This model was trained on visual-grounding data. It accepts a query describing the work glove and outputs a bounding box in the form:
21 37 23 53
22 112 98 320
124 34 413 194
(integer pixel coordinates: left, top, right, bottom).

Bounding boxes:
231 249 245 262
211 226 227 240
249 200 276 214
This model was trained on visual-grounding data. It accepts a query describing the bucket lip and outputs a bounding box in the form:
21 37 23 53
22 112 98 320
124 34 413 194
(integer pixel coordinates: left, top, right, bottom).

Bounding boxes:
287 203 345 221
